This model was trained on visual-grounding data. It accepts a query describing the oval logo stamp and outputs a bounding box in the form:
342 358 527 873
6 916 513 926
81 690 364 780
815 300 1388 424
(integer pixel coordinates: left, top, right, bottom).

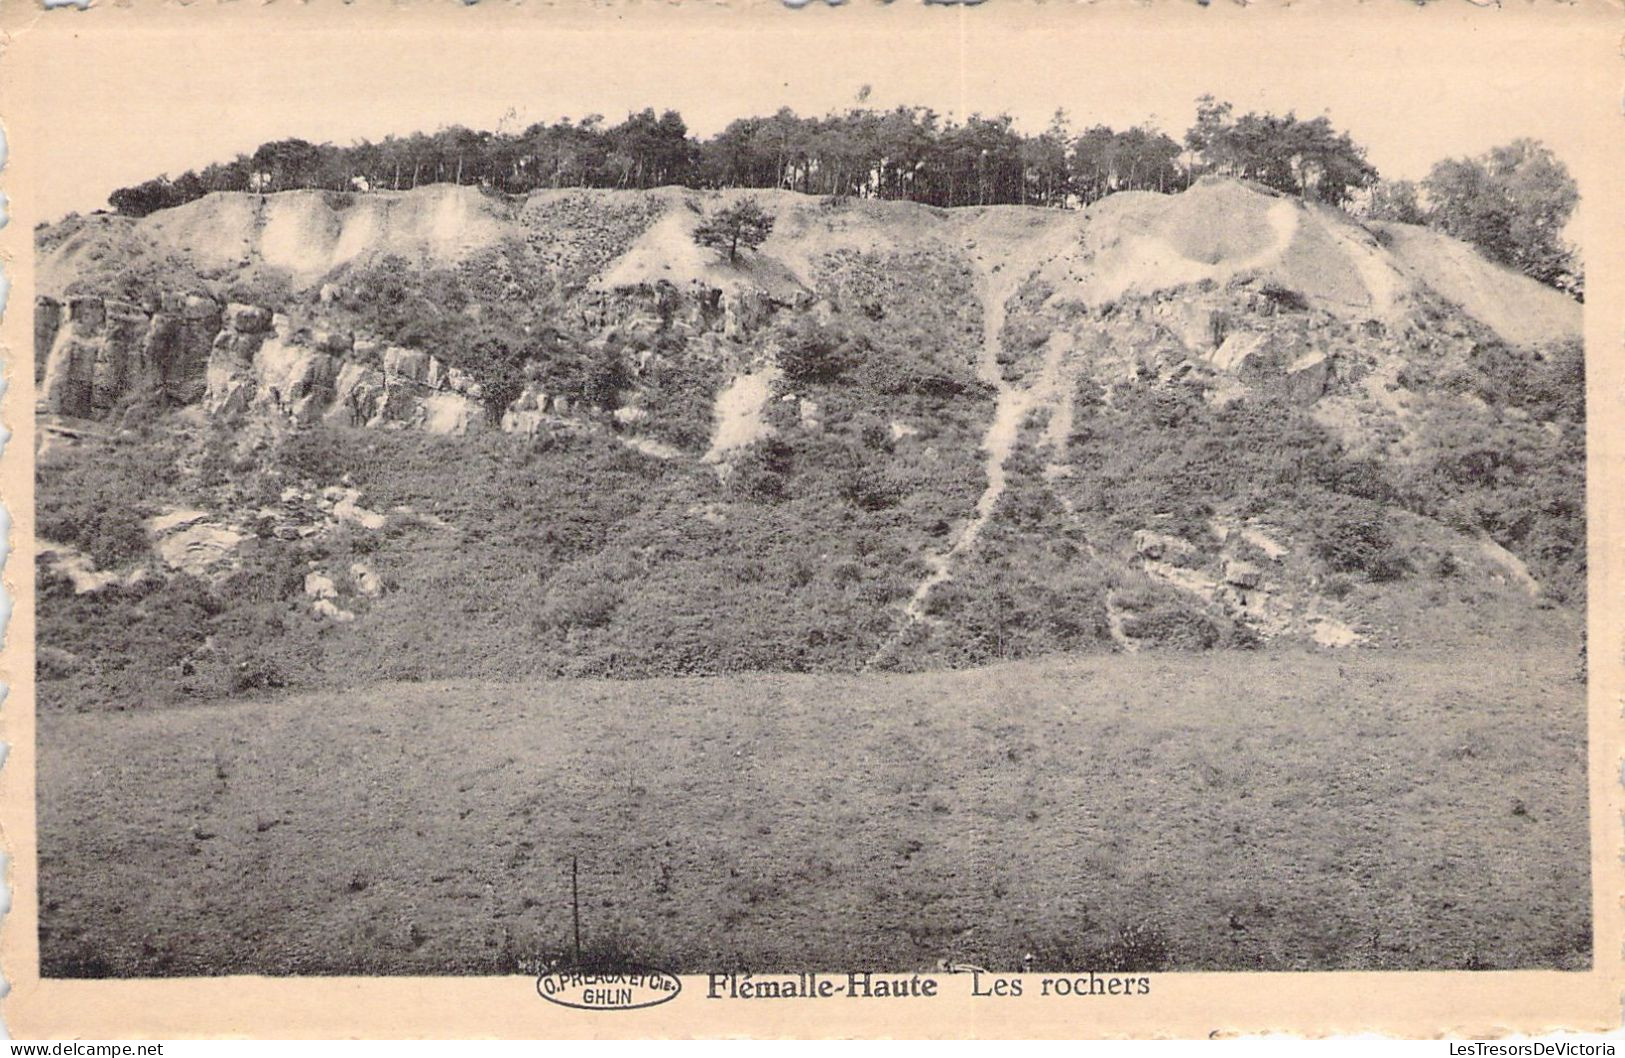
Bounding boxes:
535 966 683 1011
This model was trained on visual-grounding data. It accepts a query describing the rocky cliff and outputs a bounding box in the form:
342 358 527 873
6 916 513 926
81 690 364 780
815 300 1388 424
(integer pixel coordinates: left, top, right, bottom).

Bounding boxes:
34 178 1586 706
37 179 1578 436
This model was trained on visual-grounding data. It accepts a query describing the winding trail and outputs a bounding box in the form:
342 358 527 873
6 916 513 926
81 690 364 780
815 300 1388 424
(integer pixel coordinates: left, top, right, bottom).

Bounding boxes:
879 214 1092 654
898 269 1030 622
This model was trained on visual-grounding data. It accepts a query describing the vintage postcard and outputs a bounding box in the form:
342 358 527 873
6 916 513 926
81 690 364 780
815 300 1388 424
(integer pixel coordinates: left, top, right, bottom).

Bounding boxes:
1 0 1621 1039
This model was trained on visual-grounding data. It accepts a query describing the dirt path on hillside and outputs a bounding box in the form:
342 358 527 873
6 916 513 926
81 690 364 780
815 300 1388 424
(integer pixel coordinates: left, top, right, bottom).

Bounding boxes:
886 217 1089 643
897 267 1027 622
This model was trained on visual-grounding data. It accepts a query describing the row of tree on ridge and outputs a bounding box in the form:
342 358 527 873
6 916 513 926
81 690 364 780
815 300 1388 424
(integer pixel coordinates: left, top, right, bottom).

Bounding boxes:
103 96 1580 294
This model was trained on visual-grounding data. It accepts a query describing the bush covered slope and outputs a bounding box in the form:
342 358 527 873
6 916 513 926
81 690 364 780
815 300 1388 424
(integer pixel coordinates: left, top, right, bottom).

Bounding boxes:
35 179 1584 709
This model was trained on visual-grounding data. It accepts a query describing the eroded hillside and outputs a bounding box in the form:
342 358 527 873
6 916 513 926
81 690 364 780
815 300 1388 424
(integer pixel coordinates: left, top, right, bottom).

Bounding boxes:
35 179 1584 707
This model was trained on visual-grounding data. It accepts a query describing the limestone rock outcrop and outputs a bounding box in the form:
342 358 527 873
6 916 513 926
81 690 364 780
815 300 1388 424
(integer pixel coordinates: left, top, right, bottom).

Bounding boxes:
202 309 489 435
37 292 226 417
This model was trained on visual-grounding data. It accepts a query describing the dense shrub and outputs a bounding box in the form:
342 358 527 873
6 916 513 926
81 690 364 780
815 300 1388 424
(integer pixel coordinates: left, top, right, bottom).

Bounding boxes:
778 318 864 386
730 439 794 502
38 502 150 570
1306 496 1408 579
579 345 632 410
1064 382 1362 541
36 434 180 568
1118 602 1224 650
1396 396 1584 601
537 581 622 632
1449 338 1584 424
638 341 727 453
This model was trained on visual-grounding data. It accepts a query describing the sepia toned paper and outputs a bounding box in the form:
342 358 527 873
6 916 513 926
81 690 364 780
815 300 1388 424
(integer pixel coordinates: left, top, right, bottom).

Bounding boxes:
1 0 1622 1039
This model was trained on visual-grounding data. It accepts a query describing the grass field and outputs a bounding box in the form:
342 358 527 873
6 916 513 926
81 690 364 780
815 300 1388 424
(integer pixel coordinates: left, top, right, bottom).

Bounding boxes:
38 643 1589 976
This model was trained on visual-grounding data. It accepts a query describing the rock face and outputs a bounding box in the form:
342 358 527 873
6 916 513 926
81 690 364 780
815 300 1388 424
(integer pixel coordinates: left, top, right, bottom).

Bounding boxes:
34 296 62 383
35 287 535 440
1223 558 1263 589
29 183 1583 677
39 296 136 417
37 292 225 417
202 310 488 435
33 180 1577 470
500 382 552 437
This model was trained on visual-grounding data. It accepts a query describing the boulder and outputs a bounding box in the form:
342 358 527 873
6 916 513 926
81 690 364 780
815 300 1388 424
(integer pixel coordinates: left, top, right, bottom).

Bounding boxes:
226 303 273 334
312 328 354 356
501 409 546 437
1206 331 1271 374
1310 616 1359 648
146 508 211 535
1282 351 1331 405
1159 301 1224 355
1134 530 1197 563
448 365 482 395
350 562 383 598
313 599 356 623
333 489 389 531
383 346 432 385
420 392 487 436
182 294 220 322
1223 558 1263 589
328 362 387 427
367 384 424 426
304 571 339 599
37 541 126 594
423 356 448 390
505 381 548 413
154 522 244 577
204 330 266 418
254 339 339 423
613 405 649 425
501 386 550 435
723 289 775 339
209 328 266 364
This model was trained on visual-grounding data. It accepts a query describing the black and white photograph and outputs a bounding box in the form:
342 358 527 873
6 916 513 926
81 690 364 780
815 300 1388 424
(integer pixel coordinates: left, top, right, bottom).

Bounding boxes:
6 1 1621 1039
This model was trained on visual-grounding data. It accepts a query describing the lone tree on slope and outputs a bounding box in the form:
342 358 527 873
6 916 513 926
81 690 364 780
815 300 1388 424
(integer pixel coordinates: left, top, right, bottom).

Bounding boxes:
693 198 775 262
